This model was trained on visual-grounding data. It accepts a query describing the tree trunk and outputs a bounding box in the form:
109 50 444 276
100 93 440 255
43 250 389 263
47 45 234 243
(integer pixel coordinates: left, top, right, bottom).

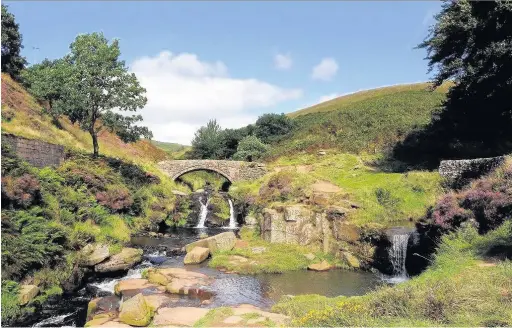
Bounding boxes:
90 129 99 158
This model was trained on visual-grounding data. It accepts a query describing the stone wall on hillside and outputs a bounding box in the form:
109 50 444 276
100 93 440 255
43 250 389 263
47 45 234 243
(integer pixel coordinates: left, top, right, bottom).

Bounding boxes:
2 134 64 168
438 156 505 186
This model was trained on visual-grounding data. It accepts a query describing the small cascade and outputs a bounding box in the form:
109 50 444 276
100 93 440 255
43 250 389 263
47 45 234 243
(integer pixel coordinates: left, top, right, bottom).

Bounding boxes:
196 196 210 228
227 198 237 229
387 233 410 283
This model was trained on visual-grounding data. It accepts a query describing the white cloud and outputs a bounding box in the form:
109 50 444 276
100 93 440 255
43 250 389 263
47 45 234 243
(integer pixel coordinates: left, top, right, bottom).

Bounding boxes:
311 57 338 81
131 51 302 144
274 53 293 70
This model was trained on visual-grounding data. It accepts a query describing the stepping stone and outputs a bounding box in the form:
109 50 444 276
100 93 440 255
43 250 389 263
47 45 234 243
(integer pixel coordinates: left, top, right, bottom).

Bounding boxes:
152 307 209 326
223 316 243 324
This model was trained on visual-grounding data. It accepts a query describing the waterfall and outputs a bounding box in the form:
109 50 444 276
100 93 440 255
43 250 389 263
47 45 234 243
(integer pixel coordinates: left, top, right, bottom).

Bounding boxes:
388 233 410 282
196 196 210 228
227 198 237 229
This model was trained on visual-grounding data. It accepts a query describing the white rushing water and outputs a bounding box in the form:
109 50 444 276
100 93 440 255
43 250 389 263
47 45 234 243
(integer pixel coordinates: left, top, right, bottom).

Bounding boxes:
88 267 143 294
195 196 210 228
32 313 75 327
227 198 237 229
386 233 410 283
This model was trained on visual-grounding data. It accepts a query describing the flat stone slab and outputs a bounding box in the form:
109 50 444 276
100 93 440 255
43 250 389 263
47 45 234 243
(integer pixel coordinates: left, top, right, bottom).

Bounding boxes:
114 279 165 297
95 248 142 273
152 307 209 326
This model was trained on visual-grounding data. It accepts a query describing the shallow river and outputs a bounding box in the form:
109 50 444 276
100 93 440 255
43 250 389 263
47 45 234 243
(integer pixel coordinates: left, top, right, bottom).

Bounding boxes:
27 228 385 327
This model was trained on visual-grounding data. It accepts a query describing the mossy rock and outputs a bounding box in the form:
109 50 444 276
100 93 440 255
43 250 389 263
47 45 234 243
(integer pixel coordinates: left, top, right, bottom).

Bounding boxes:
146 270 169 286
118 293 153 327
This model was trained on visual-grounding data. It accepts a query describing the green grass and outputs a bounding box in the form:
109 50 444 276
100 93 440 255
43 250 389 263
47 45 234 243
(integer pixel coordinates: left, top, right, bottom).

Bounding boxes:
271 83 451 158
209 227 343 274
233 153 442 226
272 221 512 326
194 307 234 327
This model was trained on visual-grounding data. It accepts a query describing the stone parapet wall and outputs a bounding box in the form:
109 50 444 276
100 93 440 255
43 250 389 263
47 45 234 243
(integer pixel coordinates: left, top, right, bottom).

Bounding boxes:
158 160 267 182
2 134 64 168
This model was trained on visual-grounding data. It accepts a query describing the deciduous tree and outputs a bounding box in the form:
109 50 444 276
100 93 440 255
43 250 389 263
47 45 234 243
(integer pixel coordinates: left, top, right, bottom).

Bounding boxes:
1 4 26 80
64 33 150 157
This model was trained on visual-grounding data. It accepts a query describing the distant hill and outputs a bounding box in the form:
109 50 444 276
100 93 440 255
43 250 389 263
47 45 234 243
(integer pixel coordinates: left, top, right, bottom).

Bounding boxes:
1 73 167 163
151 140 191 159
270 82 452 157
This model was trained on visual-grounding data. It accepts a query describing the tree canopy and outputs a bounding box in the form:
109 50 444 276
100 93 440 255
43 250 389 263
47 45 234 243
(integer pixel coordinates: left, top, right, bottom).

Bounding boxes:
394 0 512 166
62 32 151 157
254 113 294 144
190 119 225 159
1 4 26 80
21 59 72 123
233 135 269 162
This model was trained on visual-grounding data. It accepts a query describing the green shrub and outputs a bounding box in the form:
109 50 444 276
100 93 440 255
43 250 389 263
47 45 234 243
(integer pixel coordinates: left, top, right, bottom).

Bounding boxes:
1 209 67 279
1 280 21 324
70 220 101 249
209 193 230 221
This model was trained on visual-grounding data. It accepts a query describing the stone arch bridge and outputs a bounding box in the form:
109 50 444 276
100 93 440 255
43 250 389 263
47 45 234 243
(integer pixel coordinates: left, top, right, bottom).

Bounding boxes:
158 160 267 182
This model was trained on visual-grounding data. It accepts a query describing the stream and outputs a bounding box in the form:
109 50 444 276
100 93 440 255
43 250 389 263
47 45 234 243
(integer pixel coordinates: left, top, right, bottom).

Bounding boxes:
26 227 409 327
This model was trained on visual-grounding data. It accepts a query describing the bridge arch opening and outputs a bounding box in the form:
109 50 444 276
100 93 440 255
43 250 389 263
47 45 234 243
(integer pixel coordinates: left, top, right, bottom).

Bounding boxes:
174 168 232 192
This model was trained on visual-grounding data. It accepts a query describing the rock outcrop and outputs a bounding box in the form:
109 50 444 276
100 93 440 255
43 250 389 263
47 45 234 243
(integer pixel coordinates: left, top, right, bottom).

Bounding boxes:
18 285 39 305
95 248 143 273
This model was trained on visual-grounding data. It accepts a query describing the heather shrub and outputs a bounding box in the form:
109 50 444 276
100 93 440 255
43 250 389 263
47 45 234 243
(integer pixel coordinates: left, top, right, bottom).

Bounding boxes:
95 185 133 212
1 173 41 208
58 159 112 192
259 170 312 203
428 160 512 233
106 157 160 187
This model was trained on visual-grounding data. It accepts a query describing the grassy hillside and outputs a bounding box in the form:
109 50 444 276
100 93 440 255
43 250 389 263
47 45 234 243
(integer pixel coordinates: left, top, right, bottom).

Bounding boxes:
151 140 191 159
271 82 452 158
1 73 167 163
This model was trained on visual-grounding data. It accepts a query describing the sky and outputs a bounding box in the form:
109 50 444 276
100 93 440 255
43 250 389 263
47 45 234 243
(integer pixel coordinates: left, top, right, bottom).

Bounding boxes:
6 1 442 145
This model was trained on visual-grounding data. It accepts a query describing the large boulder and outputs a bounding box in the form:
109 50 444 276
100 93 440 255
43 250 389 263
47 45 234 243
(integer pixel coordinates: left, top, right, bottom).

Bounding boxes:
308 260 333 271
118 293 153 327
146 268 213 297
87 296 120 320
95 248 142 273
114 279 165 297
184 247 210 264
18 285 39 305
80 244 110 267
185 231 236 253
152 307 209 326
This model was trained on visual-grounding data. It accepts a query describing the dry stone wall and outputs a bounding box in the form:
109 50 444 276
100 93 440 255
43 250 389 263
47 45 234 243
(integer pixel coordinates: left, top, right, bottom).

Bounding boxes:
2 134 64 168
439 156 505 186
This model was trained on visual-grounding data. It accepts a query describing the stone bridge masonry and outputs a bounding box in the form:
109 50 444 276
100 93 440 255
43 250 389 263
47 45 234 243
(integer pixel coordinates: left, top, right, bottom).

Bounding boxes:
158 160 267 182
